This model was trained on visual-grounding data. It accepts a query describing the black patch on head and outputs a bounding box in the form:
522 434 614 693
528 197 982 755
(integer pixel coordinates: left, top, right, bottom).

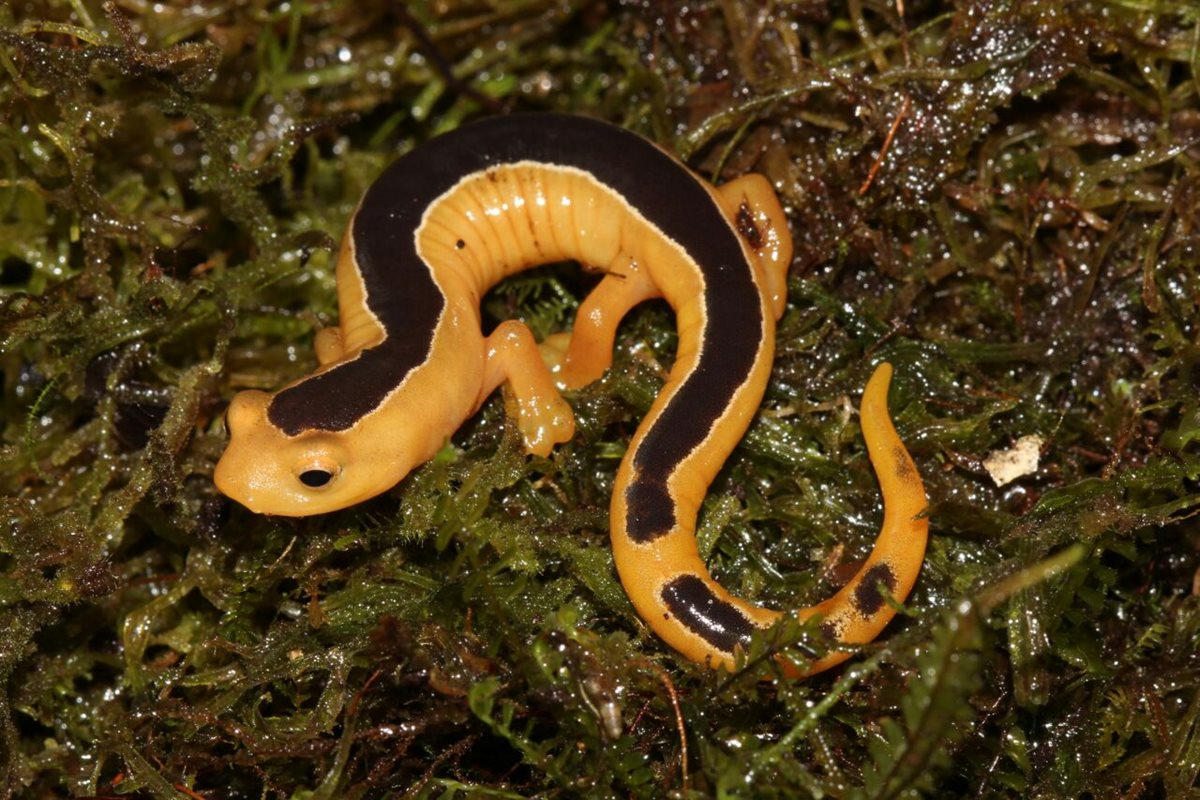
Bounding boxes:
854 563 897 616
624 479 676 542
819 621 841 642
735 202 764 249
660 575 755 654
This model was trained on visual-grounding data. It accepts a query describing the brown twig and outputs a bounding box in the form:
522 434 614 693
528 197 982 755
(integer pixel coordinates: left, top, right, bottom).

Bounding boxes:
859 94 911 196
634 659 689 792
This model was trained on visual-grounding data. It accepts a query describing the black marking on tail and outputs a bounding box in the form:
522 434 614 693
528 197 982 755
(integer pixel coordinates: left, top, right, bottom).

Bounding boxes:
661 575 755 653
853 563 897 617
624 479 676 543
893 444 917 482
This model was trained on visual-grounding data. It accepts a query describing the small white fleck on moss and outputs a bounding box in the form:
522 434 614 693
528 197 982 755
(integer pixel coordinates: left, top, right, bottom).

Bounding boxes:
983 435 1044 487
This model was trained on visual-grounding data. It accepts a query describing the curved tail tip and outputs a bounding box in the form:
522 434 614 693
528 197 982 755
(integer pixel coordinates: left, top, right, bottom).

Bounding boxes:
865 360 894 394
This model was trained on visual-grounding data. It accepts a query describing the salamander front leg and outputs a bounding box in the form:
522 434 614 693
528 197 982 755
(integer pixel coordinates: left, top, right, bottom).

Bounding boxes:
480 320 576 456
540 265 661 390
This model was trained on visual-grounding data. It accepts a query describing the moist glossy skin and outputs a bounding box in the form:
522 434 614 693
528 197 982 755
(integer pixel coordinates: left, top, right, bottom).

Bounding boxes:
214 114 929 674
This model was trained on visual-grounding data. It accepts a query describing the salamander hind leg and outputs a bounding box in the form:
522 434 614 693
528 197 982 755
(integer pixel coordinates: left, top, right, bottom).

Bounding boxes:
480 320 576 456
540 264 661 391
714 174 793 319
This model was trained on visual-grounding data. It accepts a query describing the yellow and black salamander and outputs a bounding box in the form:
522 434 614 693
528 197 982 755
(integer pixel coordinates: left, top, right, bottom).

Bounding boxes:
214 114 929 675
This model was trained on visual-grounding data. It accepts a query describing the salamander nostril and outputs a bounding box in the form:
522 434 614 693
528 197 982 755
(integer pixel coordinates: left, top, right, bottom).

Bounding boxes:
299 469 333 488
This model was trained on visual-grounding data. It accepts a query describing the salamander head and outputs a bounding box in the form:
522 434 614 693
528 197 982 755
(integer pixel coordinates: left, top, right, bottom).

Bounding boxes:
214 389 402 516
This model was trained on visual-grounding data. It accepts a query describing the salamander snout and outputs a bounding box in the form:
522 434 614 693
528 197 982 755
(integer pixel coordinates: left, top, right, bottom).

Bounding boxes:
215 390 351 516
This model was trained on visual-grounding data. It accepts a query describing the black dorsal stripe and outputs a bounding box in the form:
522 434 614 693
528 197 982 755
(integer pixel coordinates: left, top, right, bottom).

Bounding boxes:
622 270 763 542
661 574 756 654
267 114 762 449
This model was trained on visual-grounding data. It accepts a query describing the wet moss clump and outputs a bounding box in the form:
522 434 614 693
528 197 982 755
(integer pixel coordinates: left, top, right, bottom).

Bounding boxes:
2 0 1198 797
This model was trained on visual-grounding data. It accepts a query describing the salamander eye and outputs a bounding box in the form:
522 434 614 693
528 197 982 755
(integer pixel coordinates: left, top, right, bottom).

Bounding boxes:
294 457 340 490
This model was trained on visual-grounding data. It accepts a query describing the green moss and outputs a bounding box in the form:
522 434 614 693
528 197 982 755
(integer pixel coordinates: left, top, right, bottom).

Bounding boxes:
2 0 1199 797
